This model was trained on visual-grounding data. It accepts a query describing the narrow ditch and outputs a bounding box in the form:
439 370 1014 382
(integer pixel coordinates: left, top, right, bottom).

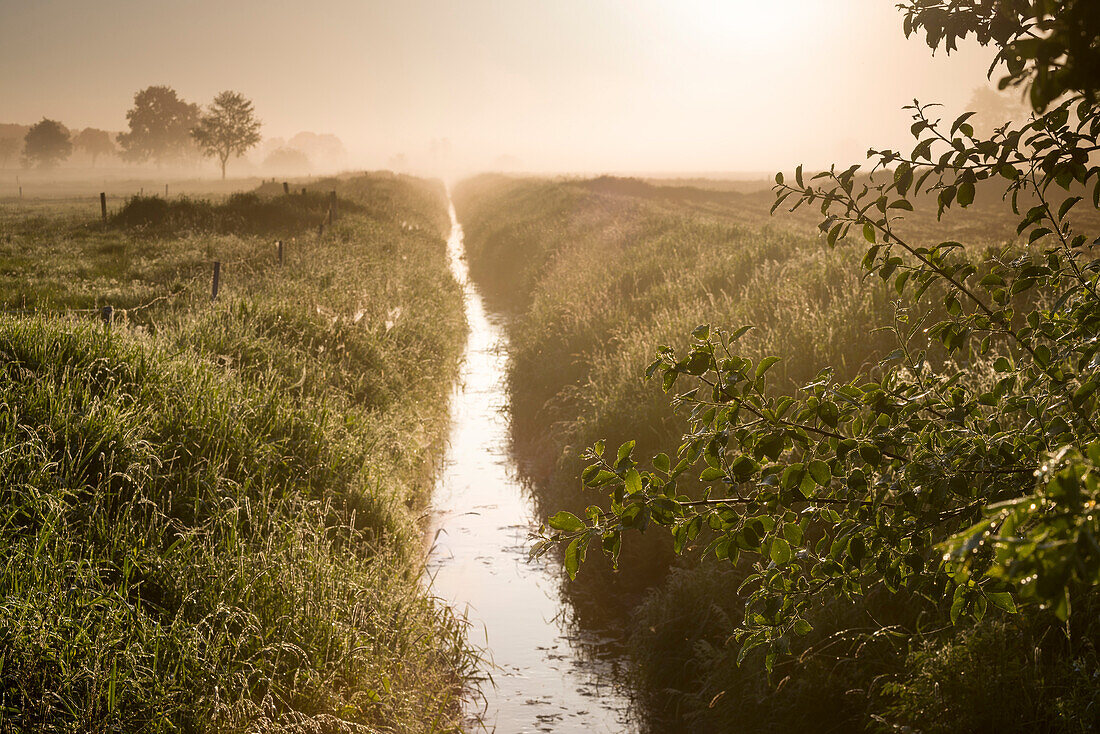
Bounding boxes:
426 195 638 733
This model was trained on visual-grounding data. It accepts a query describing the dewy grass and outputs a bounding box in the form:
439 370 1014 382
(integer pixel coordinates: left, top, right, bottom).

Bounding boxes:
0 174 474 732
454 175 906 496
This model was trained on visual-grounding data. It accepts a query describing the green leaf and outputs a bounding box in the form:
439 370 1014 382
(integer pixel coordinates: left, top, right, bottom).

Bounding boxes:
617 440 636 464
653 453 671 473
588 470 617 487
957 181 975 207
793 619 813 636
549 511 585 533
808 460 831 486
624 468 643 495
770 537 792 565
700 467 725 482
987 591 1017 614
782 522 804 546
756 433 785 461
730 455 759 480
950 111 976 136
1073 379 1097 406
564 538 581 580
848 535 865 565
755 356 781 380
1058 196 1082 219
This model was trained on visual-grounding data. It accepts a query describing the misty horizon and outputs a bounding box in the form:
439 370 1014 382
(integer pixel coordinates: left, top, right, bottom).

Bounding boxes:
2 0 1014 177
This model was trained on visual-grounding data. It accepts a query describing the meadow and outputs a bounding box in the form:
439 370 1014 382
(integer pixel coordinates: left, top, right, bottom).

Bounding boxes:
453 173 1100 733
0 174 476 732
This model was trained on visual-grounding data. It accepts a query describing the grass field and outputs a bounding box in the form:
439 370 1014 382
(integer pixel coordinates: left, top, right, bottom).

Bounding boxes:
0 174 475 732
453 173 1100 733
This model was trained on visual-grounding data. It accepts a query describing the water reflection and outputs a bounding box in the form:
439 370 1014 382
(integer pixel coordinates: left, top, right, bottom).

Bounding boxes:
426 196 638 733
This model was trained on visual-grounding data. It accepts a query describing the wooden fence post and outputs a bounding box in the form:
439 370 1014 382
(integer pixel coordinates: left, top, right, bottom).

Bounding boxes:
317 222 324 239
301 188 307 196
165 183 169 198
277 240 283 265
212 261 221 300
283 181 289 195
100 192 107 222
329 190 337 223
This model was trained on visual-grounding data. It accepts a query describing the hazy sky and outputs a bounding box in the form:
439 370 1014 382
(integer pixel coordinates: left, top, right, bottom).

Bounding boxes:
0 0 1002 174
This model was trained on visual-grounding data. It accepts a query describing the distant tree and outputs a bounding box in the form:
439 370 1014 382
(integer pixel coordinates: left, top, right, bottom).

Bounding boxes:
22 119 72 168
262 147 311 174
117 86 200 166
287 132 348 169
0 138 19 168
72 128 117 167
965 86 1029 137
191 91 262 179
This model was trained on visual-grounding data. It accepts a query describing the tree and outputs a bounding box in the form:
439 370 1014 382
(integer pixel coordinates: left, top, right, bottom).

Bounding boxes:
191 91 262 179
117 86 200 166
262 147 311 175
22 119 72 168
965 85 1029 137
0 138 19 168
72 128 116 167
539 0 1100 669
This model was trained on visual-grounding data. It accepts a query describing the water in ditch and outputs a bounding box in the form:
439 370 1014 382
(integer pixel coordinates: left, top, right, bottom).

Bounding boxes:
426 196 638 733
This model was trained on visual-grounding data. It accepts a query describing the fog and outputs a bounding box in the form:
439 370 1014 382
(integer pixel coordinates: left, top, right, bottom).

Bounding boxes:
2 0 1001 177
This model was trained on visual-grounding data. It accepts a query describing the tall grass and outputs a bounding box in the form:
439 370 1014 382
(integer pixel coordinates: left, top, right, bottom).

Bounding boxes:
0 174 475 732
454 175 901 497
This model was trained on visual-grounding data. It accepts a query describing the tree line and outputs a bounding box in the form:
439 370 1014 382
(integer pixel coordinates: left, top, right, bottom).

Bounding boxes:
10 86 261 179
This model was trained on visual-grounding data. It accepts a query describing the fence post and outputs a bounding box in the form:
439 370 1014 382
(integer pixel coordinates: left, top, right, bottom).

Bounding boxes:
212 261 221 300
101 304 113 329
317 222 324 239
301 188 306 196
165 183 169 198
277 240 283 265
100 192 107 222
283 181 289 195
329 190 337 223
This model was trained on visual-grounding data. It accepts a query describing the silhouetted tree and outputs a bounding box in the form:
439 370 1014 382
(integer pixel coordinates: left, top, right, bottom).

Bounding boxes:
72 128 117 167
22 119 72 168
191 91 262 179
117 86 200 166
0 138 19 168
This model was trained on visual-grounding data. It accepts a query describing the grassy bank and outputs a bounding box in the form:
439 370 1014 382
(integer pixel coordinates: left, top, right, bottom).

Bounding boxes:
453 174 1100 733
0 174 474 732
